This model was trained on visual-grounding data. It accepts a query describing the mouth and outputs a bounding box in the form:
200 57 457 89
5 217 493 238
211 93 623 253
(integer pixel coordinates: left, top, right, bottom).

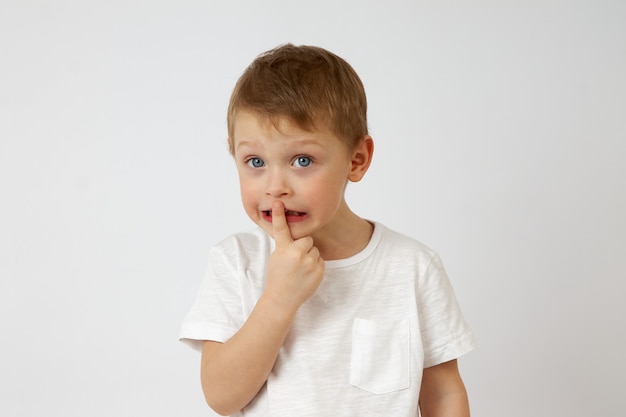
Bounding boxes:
262 209 307 216
262 209 307 221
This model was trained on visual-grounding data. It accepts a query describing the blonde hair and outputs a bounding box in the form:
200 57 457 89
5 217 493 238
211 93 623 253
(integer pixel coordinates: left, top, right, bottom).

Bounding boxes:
227 44 368 154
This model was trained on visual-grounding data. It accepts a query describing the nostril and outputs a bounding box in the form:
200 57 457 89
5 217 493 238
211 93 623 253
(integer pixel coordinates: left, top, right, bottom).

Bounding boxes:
266 188 290 197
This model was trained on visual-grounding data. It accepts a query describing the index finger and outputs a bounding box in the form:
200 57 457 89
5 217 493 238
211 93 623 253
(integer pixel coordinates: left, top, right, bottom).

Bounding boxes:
272 201 293 246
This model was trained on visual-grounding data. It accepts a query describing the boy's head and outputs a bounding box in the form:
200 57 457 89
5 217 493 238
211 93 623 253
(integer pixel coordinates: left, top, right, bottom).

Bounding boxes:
227 44 368 154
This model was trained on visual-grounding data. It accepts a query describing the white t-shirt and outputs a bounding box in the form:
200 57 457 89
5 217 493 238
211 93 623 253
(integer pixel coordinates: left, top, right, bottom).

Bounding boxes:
180 222 476 417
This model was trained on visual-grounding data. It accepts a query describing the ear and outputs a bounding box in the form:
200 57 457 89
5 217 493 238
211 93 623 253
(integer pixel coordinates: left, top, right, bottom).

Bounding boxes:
348 135 374 182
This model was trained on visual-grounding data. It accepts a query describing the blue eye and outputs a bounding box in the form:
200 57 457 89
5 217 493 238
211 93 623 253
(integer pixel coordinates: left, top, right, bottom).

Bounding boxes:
293 156 312 167
247 158 264 168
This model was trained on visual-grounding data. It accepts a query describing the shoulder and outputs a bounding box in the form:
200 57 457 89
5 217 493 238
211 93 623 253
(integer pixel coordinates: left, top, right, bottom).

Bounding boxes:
375 222 438 261
368 222 447 279
215 226 272 250
209 227 273 266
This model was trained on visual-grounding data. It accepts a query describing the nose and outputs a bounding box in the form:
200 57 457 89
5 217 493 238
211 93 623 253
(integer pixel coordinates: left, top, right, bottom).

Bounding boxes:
265 168 292 197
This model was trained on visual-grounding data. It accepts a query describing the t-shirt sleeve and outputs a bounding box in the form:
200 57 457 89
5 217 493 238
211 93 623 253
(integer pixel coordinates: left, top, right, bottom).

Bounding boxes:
179 244 245 352
417 253 477 368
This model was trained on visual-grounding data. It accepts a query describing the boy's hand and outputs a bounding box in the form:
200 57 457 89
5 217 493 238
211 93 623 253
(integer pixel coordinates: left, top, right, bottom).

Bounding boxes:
265 201 325 312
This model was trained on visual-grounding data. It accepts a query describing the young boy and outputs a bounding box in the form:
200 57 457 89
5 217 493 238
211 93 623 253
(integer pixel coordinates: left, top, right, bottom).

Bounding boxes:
180 44 476 417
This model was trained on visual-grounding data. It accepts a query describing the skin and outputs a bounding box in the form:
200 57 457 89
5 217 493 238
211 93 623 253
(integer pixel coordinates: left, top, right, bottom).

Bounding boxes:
420 359 471 417
232 110 374 260
200 110 470 416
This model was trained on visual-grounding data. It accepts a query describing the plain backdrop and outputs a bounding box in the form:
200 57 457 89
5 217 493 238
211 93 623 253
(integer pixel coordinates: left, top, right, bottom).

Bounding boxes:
1 1 625 416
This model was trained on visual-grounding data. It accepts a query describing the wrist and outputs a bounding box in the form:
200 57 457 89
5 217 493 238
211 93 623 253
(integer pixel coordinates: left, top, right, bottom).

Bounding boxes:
257 291 300 323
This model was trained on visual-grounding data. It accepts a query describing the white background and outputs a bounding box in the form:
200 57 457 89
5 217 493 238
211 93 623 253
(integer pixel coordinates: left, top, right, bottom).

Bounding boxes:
1 1 625 416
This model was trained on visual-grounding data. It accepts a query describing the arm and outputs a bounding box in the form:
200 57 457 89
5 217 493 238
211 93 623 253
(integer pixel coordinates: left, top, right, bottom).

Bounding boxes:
200 295 296 415
419 359 470 417
200 202 324 416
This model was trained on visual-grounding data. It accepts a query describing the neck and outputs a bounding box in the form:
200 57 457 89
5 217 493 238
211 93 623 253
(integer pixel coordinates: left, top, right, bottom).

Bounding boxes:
313 209 374 261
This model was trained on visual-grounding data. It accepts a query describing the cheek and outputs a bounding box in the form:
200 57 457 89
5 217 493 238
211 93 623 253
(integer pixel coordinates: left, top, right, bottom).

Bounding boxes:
306 177 345 207
238 178 257 209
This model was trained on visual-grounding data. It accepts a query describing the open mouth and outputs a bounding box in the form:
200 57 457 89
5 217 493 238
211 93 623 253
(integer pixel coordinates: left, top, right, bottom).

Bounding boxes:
262 209 306 217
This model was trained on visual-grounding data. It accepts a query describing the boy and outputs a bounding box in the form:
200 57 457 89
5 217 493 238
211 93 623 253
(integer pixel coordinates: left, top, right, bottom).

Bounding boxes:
180 44 476 417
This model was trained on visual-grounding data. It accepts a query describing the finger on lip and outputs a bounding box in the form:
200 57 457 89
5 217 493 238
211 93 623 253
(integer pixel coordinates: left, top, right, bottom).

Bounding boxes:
265 209 304 216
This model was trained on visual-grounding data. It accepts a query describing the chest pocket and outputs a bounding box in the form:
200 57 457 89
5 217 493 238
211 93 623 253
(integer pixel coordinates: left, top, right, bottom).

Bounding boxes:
349 318 411 394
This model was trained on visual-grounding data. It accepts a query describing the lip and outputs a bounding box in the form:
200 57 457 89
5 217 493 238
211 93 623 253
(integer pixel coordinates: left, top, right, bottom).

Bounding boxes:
261 208 308 223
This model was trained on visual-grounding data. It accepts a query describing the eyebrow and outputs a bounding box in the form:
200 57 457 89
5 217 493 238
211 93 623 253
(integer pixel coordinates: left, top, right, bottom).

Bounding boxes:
235 140 252 151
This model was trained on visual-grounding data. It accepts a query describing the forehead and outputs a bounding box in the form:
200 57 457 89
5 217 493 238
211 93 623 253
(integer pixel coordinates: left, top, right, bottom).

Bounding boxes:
233 110 336 148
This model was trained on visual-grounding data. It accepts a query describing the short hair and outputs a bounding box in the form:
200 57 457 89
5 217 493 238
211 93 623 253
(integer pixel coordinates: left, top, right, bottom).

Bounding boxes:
227 44 368 154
